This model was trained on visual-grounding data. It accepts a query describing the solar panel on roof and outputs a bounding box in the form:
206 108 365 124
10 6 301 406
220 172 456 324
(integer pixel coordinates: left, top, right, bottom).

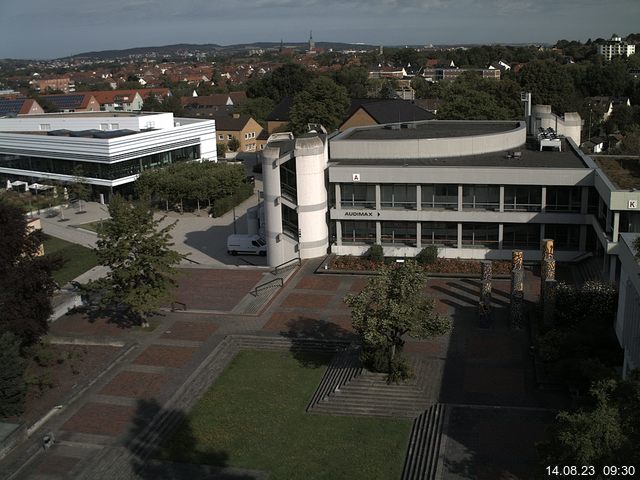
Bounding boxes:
0 99 25 116
47 95 84 109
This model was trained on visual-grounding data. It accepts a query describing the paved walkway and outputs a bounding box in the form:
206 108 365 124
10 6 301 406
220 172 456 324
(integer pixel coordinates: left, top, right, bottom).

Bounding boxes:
1 260 563 480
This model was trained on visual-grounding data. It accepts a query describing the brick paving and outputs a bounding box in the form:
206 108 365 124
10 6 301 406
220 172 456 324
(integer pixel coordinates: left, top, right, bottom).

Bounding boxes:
172 268 264 311
62 403 136 437
132 345 197 369
35 455 81 475
2 259 561 480
160 320 219 342
99 371 168 399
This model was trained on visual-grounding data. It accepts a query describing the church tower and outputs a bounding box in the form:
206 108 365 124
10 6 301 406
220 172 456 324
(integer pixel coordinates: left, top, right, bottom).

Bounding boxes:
308 31 316 54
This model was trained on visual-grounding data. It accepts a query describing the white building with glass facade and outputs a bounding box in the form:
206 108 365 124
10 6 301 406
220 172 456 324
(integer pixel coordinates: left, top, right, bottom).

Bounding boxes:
0 112 216 199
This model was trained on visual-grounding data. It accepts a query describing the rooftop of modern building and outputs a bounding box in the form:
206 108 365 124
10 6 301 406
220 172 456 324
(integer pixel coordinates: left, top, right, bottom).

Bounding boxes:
337 120 521 141
2 111 163 119
329 137 589 169
594 156 640 189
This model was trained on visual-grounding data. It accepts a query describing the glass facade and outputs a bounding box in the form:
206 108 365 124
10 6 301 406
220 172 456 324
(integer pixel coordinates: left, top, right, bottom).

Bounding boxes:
504 186 542 212
503 223 540 249
282 204 298 239
341 183 376 208
341 221 376 244
381 184 416 209
462 185 500 211
280 160 297 200
544 224 580 250
462 223 499 248
546 186 581 212
0 145 199 181
421 184 457 210
421 222 457 247
381 221 416 246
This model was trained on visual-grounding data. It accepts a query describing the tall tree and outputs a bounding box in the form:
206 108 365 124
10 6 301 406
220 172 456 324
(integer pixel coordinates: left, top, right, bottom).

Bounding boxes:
0 332 27 418
345 261 451 380
70 165 90 213
246 64 314 103
289 76 349 134
0 200 59 345
518 59 580 113
86 195 183 327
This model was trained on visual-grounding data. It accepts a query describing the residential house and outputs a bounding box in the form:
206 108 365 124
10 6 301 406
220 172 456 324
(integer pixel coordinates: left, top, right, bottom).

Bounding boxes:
339 99 435 131
40 93 100 112
35 77 75 93
0 98 44 117
91 90 145 112
212 113 263 153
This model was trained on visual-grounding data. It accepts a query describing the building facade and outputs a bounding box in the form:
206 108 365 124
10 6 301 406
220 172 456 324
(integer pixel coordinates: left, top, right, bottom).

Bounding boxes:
598 34 636 61
0 112 216 199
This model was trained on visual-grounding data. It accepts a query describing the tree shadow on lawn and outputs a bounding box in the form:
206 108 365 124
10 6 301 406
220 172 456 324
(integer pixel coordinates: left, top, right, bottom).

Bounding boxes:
280 316 359 368
128 398 260 480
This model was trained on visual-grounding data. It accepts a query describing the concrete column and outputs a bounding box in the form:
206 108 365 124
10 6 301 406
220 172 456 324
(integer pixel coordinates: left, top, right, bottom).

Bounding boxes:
499 186 505 213
262 146 284 267
613 211 620 242
581 186 589 214
376 221 381 244
498 224 504 250
457 185 463 211
416 222 422 249
416 185 422 211
540 224 545 242
457 223 463 249
579 225 587 251
541 186 547 213
375 184 381 210
336 220 342 246
609 255 617 283
335 184 341 210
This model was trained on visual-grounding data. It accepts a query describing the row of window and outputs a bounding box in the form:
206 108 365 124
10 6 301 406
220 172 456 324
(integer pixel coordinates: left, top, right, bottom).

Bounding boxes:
340 221 581 250
0 145 200 181
339 184 590 213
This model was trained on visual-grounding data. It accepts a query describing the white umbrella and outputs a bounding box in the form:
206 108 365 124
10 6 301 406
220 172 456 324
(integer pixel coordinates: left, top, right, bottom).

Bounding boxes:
6 180 11 190
63 187 69 201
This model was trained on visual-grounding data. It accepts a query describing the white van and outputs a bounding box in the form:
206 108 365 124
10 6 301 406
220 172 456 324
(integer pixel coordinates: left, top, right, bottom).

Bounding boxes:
227 234 267 256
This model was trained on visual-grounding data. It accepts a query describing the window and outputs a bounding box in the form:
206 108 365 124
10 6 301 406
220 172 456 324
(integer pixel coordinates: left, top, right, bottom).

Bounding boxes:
421 184 457 210
502 223 540 249
462 223 499 248
39 124 51 131
341 221 376 244
280 159 297 200
341 184 376 208
110 123 119 130
218 134 223 140
282 204 298 239
381 184 416 209
544 224 580 250
381 222 417 246
462 185 499 211
504 186 542 212
421 222 457 247
546 187 581 212
227 134 233 140
100 123 109 131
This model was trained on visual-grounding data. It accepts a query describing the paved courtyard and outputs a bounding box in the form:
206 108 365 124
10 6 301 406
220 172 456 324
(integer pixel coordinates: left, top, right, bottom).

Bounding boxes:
1 259 563 480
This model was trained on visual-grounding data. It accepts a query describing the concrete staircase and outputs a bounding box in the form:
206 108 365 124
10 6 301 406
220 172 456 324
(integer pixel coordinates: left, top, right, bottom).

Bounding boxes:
232 334 351 353
310 357 439 419
306 346 363 411
572 256 604 286
401 404 448 480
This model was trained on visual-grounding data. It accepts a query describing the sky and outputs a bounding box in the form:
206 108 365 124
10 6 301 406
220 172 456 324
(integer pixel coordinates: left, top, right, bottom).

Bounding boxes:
1 0 639 59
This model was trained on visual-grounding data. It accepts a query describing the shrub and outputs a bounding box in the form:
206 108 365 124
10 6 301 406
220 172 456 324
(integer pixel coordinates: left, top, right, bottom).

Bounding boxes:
210 183 254 217
416 245 438 265
366 244 384 263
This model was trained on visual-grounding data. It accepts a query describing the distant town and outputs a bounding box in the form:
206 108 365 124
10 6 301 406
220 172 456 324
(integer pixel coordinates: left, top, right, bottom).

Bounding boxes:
1 30 640 480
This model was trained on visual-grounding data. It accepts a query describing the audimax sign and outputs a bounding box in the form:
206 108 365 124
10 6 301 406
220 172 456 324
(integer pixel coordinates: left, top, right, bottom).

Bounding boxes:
344 211 381 217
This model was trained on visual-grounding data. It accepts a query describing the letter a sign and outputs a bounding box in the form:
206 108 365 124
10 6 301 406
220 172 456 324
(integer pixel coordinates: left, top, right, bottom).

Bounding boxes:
352 173 361 182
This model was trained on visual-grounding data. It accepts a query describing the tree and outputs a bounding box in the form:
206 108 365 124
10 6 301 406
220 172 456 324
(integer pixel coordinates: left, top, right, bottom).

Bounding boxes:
332 66 369 98
344 261 451 381
216 142 228 158
0 332 27 418
0 200 60 346
86 195 183 327
538 374 640 469
246 64 314 103
142 93 162 112
517 60 580 113
289 76 349 134
70 165 90 213
237 96 275 127
227 136 241 152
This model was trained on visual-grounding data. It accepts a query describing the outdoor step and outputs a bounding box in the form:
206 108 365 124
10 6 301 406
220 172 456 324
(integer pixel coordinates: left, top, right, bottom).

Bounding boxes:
329 389 429 402
401 404 448 480
317 396 429 410
311 405 419 418
343 383 427 395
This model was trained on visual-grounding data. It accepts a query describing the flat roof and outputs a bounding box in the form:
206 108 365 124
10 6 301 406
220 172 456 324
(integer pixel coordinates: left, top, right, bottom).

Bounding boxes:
594 157 640 189
10 111 163 119
330 138 588 169
342 121 521 141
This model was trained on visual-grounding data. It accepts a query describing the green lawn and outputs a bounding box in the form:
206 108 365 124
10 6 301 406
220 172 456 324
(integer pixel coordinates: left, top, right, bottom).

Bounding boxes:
43 235 98 286
158 350 412 480
75 220 104 233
